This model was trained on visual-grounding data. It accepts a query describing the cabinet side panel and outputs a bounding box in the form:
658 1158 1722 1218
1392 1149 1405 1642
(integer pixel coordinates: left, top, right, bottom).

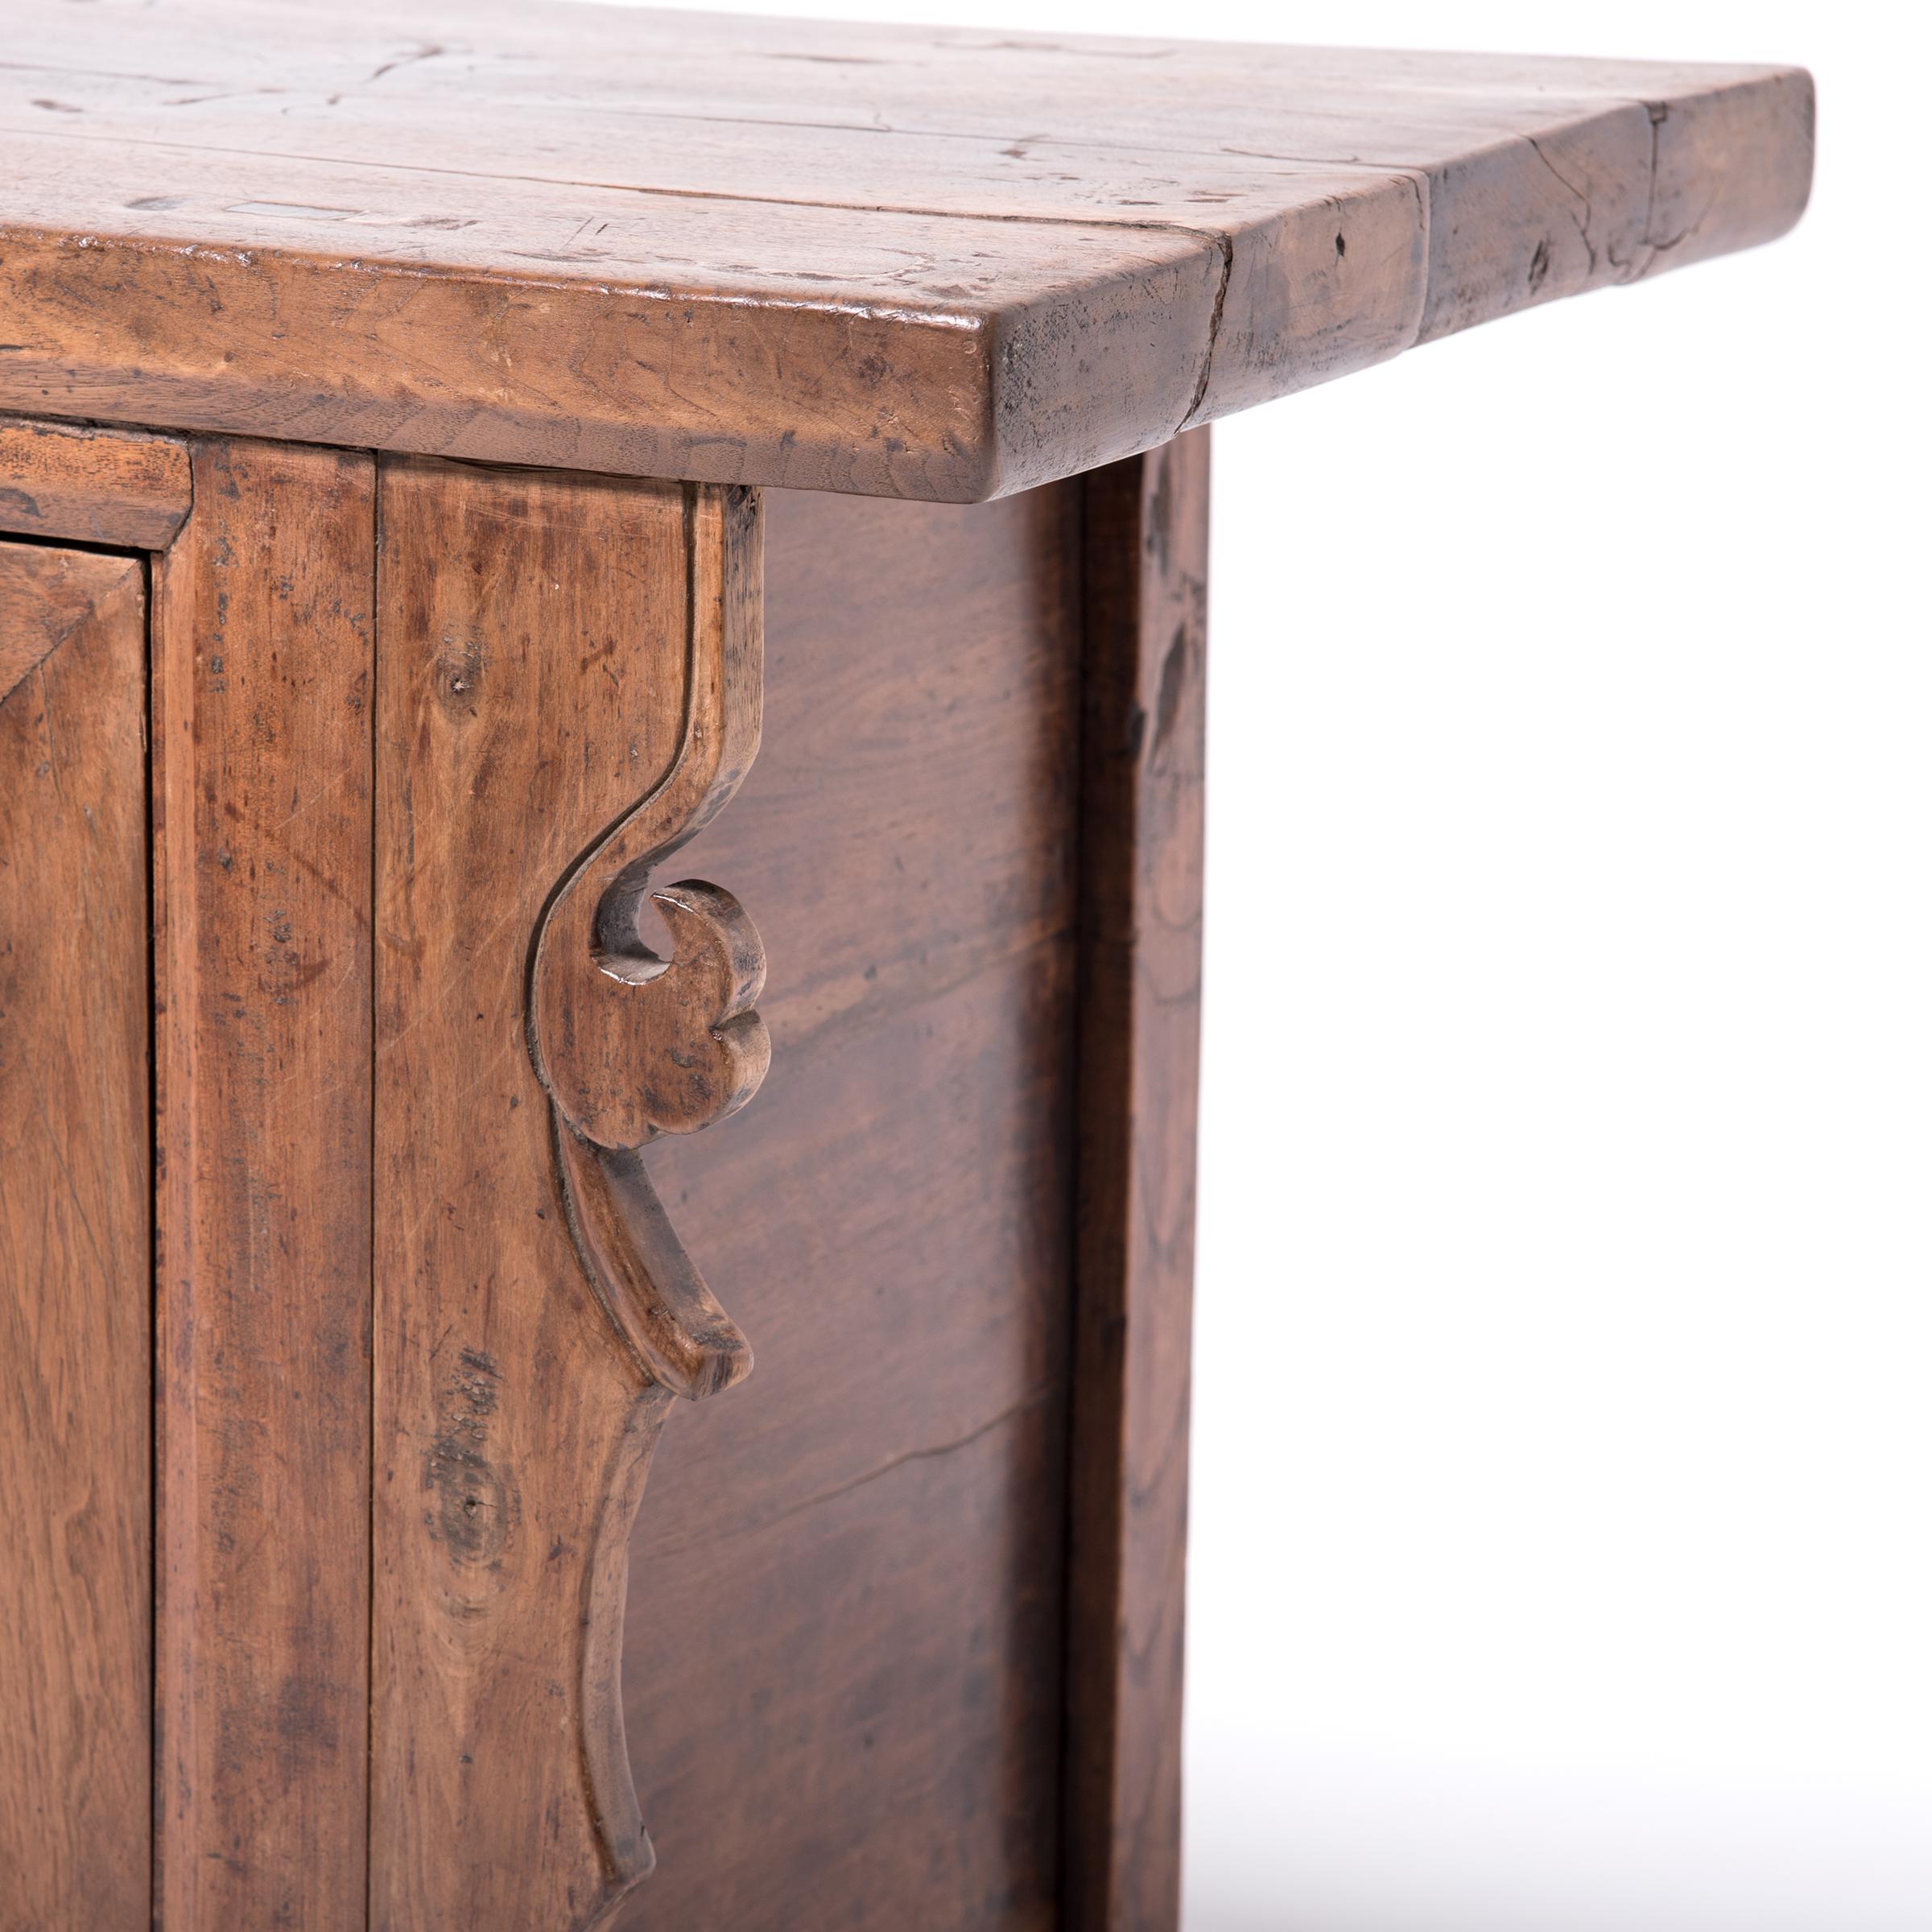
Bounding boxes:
0 544 151 1931
151 440 376 1930
614 481 1084 1931
1066 430 1209 1932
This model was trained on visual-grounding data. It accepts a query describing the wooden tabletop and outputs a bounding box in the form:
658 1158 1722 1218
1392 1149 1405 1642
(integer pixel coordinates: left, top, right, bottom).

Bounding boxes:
0 2 1812 501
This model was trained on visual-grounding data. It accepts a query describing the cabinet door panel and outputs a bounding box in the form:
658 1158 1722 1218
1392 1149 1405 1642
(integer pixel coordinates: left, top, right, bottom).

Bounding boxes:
0 541 151 1930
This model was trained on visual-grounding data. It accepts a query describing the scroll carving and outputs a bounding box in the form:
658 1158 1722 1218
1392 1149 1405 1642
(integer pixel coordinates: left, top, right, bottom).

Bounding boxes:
530 481 769 1402
525 482 769 1896
373 462 770 1931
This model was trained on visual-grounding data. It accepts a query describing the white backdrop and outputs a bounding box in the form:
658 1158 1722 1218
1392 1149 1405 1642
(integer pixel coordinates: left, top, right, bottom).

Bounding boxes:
621 3 1930 1925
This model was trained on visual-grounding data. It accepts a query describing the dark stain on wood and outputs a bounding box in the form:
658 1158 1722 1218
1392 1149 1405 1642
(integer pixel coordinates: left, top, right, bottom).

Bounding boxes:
427 1350 519 1567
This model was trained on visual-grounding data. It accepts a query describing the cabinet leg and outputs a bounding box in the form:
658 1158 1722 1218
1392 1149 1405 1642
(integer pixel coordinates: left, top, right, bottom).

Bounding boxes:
1065 429 1210 1932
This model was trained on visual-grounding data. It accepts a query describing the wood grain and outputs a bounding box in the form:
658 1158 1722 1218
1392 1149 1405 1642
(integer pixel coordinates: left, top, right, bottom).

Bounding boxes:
0 1 1813 500
610 480 1085 1930
151 437 375 1930
0 542 151 1932
1065 433 1210 1932
0 414 190 548
530 485 767 1162
371 459 764 1932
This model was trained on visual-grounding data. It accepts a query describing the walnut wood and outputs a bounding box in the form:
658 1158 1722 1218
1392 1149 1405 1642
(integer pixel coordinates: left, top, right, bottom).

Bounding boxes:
531 484 768 1161
371 459 765 1931
0 414 190 548
1065 433 1210 1932
611 481 1084 1930
151 438 376 1930
0 1 1811 501
0 542 151 1932
0 9 1820 1918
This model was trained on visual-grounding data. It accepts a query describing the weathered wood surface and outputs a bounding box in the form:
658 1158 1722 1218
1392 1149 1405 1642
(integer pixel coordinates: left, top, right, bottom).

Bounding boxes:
151 438 375 1930
1065 433 1210 1932
0 414 191 548
0 542 151 1932
606 478 1083 1929
0 1 1812 499
371 460 765 1931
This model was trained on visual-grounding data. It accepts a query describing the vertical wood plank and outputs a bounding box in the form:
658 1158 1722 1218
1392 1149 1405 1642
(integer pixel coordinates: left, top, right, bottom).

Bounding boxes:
1065 428 1210 1932
613 481 1084 1932
0 544 151 1930
371 460 763 1932
151 439 375 1929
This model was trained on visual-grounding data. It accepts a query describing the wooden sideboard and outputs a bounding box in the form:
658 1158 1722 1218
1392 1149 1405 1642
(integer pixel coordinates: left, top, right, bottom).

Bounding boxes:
0 6 1811 1928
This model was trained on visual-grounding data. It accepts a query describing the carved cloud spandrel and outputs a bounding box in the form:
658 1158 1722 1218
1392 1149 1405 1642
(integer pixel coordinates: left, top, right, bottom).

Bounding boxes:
372 463 767 1931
